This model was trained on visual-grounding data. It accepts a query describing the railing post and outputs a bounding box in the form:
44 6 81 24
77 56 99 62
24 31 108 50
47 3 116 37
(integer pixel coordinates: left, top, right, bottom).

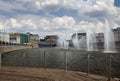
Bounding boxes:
0 53 1 71
65 51 67 72
108 54 112 81
44 50 46 68
87 53 90 76
23 52 26 67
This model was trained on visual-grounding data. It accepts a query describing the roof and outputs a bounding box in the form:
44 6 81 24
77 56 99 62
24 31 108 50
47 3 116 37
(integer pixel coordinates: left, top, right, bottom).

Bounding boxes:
72 33 86 39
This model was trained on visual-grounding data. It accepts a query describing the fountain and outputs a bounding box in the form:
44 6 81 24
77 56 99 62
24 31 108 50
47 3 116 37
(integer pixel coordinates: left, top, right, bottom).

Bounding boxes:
57 38 69 49
104 19 116 53
60 40 69 49
103 19 117 81
86 27 97 51
57 37 69 72
86 26 98 76
72 33 80 50
79 36 86 50
57 38 64 48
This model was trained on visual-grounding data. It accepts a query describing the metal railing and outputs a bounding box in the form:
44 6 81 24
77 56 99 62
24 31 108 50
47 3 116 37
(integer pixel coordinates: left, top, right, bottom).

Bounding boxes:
1 49 120 81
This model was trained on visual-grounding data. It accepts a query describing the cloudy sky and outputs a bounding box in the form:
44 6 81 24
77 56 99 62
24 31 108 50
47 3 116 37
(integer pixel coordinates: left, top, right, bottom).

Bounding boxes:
0 0 120 39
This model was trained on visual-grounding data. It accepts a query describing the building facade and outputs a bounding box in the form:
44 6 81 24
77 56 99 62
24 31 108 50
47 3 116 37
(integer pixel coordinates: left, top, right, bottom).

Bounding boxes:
27 32 40 44
26 32 40 48
96 33 104 43
44 35 58 47
0 32 9 43
72 33 86 39
10 33 28 44
113 28 120 42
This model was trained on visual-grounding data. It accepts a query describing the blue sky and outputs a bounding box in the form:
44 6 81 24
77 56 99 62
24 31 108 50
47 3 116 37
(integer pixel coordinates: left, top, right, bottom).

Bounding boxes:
0 0 120 39
114 0 120 7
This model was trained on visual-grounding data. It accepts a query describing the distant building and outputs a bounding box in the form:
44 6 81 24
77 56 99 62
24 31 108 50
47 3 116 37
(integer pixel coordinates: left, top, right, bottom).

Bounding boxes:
27 32 40 43
26 32 40 48
113 27 120 42
96 33 104 43
0 32 9 43
71 33 86 47
39 39 49 47
72 33 86 39
71 27 120 45
10 33 28 44
44 35 58 47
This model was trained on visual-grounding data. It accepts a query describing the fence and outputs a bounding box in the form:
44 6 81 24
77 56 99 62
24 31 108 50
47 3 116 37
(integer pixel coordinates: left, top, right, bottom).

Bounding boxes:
1 48 120 81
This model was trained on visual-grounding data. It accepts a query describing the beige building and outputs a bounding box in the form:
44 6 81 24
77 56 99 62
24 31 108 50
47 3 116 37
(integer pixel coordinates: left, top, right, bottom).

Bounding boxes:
27 32 40 48
0 32 10 43
27 32 40 43
10 33 20 44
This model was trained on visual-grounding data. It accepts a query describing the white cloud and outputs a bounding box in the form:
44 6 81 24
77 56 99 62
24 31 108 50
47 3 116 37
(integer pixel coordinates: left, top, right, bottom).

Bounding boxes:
35 1 41 9
0 15 76 34
0 22 4 30
96 22 104 33
10 18 21 28
0 0 120 39
0 13 119 39
52 16 75 29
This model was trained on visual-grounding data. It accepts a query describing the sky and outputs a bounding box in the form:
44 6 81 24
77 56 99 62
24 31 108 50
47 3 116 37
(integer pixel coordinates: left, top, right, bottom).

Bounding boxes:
0 0 120 39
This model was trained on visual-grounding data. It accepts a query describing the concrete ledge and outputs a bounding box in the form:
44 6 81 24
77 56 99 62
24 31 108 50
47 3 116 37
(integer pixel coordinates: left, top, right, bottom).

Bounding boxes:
0 46 32 53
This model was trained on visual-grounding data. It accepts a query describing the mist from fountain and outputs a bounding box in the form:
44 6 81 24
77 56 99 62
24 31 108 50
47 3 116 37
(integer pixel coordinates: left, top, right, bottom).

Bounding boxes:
104 19 116 53
79 36 87 50
72 33 80 50
57 38 69 49
86 27 97 51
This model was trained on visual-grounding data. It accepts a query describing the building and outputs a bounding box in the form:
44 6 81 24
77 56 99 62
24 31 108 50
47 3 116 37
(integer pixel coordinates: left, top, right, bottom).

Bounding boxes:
26 32 40 48
44 35 58 47
10 33 28 44
72 33 86 39
96 33 104 43
0 32 9 44
71 27 120 46
113 27 120 42
112 27 120 46
27 32 40 43
39 39 49 47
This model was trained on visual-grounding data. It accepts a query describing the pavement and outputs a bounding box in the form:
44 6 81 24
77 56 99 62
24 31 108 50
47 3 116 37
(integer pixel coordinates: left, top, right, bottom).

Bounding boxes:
0 66 118 81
